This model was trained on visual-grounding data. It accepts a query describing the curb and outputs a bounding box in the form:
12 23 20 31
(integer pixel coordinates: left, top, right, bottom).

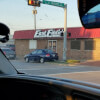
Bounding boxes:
47 62 81 67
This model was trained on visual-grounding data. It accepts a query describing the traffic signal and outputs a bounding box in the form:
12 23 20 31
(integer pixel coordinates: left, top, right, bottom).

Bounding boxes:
67 33 71 37
28 0 40 7
60 32 63 36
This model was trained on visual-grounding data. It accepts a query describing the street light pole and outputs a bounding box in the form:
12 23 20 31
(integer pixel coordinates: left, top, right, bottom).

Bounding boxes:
33 6 37 30
63 5 67 61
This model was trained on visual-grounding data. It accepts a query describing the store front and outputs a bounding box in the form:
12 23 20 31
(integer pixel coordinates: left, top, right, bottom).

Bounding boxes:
13 27 100 60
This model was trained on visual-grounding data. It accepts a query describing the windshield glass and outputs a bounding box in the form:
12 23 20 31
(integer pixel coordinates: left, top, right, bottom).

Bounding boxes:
7 45 15 47
0 0 100 85
44 49 54 53
0 49 17 74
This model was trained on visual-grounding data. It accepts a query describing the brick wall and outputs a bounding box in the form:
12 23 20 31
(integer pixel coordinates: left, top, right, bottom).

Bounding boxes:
68 38 100 60
15 38 100 60
57 40 63 60
57 40 70 60
15 39 34 59
91 39 100 60
56 38 100 60
37 40 48 49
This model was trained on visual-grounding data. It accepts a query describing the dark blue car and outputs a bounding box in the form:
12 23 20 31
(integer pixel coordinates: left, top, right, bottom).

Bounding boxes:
24 49 59 63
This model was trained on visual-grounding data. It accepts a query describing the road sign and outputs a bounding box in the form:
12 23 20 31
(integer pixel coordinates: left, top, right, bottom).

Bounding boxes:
33 10 37 14
43 0 65 8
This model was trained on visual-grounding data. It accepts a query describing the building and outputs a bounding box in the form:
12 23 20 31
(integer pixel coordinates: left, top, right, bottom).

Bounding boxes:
13 27 100 60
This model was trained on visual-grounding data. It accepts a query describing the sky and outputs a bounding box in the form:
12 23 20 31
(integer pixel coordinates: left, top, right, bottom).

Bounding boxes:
0 0 82 34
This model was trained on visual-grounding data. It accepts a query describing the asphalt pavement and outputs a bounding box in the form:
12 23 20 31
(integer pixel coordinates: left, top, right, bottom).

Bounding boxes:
10 60 100 84
10 60 100 75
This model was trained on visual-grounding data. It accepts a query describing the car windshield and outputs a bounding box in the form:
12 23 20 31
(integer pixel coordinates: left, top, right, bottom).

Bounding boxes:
2 49 14 53
44 49 54 53
7 45 15 47
0 0 100 85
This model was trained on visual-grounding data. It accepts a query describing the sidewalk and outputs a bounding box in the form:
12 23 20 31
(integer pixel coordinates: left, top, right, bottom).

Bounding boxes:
79 60 100 67
48 60 100 67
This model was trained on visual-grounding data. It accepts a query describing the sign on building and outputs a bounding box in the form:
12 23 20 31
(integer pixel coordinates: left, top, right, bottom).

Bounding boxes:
34 29 64 38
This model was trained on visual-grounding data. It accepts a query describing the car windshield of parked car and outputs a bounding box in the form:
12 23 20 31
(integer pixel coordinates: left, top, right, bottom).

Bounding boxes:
0 0 100 85
2 49 14 53
32 50 37 54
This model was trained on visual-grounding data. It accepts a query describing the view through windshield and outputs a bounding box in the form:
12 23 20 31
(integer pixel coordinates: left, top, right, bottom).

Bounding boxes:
0 0 100 85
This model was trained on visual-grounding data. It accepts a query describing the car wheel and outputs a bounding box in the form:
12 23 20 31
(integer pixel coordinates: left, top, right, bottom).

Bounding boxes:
40 58 44 63
25 58 29 63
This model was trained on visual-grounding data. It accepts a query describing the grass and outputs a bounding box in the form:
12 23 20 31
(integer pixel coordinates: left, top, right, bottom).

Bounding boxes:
66 59 80 64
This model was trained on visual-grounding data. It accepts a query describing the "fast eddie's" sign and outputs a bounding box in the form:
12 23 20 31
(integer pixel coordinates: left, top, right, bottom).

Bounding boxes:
34 29 64 38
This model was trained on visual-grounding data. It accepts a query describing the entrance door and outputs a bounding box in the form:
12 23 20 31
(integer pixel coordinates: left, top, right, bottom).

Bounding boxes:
48 40 57 52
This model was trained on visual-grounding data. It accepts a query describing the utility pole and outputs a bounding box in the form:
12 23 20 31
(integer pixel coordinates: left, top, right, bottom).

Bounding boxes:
28 0 40 30
63 5 67 61
33 6 37 30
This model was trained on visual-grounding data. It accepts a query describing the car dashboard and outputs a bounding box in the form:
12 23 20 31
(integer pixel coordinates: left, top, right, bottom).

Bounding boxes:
0 75 100 100
0 77 65 100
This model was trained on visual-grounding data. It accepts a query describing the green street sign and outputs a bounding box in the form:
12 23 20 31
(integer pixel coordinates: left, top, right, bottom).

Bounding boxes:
43 0 65 8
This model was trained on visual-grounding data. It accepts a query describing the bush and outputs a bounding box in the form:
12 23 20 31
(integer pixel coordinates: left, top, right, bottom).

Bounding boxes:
67 60 80 64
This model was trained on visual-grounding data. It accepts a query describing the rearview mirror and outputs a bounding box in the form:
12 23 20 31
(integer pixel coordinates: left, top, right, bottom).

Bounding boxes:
78 0 100 29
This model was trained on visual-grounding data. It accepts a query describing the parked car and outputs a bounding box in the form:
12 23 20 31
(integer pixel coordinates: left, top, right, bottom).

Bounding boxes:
1 48 16 60
6 44 15 51
24 49 59 63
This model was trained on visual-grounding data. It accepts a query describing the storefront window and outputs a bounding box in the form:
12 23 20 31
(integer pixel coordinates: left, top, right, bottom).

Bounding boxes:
49 41 52 46
85 40 96 50
71 40 80 50
48 40 57 52
29 40 37 49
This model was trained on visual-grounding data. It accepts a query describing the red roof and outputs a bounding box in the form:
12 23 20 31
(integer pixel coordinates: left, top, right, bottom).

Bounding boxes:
84 28 100 38
67 27 85 38
13 30 35 39
13 27 100 39
68 27 100 38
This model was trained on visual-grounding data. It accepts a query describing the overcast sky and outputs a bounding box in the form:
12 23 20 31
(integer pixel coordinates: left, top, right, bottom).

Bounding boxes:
0 0 82 34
